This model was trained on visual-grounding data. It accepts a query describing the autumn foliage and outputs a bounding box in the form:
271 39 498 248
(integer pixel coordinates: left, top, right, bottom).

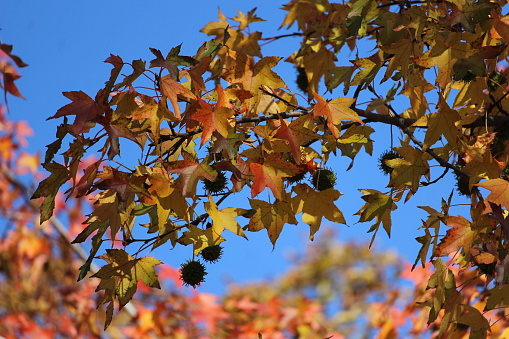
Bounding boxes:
4 0 509 337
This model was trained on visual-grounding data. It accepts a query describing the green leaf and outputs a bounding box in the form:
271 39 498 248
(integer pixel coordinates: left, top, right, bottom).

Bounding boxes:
77 221 107 281
44 119 68 165
31 162 70 223
196 39 223 59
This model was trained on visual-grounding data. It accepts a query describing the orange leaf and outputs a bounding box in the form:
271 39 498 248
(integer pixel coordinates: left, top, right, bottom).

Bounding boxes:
250 154 300 200
49 91 101 134
312 93 362 139
191 99 234 146
225 50 286 111
159 75 196 120
491 9 509 44
476 178 509 209
474 252 496 265
145 167 190 228
435 215 475 257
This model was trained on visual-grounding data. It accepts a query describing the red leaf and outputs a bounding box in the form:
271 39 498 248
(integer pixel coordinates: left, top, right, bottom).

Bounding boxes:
49 91 102 134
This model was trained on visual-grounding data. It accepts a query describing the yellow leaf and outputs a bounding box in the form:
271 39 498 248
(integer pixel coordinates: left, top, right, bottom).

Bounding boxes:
225 51 285 111
412 96 461 150
205 195 248 239
93 249 162 309
382 39 416 82
301 46 336 95
292 184 345 239
31 162 70 223
386 141 431 192
462 145 503 187
414 34 472 89
248 197 297 246
355 189 397 244
200 8 228 36
178 225 225 255
145 167 190 230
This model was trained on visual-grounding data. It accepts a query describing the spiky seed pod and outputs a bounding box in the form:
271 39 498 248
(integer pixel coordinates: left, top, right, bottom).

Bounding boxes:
311 168 337 191
501 163 509 181
180 260 207 288
203 171 228 193
296 67 309 94
378 150 401 175
476 262 496 276
454 165 471 196
491 125 509 158
207 146 224 162
488 71 506 92
200 245 223 263
285 171 306 184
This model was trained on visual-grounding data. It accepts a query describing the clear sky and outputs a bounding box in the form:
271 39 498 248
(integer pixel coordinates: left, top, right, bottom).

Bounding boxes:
1 1 463 294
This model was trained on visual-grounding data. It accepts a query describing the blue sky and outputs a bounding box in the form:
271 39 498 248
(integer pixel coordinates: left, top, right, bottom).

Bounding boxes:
1 1 464 294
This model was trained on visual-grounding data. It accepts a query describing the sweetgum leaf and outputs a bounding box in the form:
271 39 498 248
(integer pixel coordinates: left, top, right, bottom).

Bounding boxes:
31 162 70 223
48 91 102 135
434 216 475 257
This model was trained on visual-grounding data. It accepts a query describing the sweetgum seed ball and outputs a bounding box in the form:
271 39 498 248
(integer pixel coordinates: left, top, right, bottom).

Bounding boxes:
285 171 306 184
311 169 336 191
203 171 228 193
477 262 496 276
378 150 401 175
454 165 471 196
200 245 223 263
296 67 309 93
180 260 207 288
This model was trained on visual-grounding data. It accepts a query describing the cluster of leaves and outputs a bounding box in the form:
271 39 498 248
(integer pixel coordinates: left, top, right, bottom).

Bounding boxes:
28 0 509 336
0 48 454 337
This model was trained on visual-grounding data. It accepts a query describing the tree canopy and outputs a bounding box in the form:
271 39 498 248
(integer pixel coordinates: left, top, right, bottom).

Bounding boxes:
4 0 509 337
